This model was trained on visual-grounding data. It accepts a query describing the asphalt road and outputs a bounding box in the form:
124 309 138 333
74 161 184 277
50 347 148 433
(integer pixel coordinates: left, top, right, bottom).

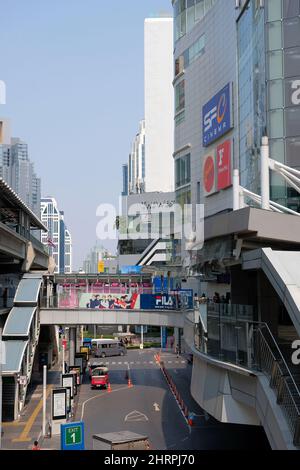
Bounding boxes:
75 349 270 450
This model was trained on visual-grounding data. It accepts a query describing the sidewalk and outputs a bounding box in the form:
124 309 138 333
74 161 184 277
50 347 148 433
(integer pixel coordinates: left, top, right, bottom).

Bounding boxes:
1 368 61 450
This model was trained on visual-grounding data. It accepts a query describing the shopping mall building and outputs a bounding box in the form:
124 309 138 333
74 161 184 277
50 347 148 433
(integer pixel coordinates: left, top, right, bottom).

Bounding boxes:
172 0 300 449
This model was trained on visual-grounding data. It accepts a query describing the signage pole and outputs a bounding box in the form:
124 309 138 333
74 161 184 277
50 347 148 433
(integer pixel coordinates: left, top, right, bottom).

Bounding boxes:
62 343 65 375
233 169 240 211
261 136 270 210
0 332 3 450
42 365 47 437
141 325 144 349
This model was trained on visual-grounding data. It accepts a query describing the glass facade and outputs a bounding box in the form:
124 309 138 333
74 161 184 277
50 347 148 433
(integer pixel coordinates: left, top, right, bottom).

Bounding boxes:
175 34 206 77
175 153 191 189
238 0 266 196
174 0 217 42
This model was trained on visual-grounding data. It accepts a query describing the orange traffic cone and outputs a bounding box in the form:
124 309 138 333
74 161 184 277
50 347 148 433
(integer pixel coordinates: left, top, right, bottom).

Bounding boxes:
107 383 112 393
128 378 133 388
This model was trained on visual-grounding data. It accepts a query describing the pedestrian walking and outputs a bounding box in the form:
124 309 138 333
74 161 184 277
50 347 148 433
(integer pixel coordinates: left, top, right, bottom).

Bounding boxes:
32 440 40 450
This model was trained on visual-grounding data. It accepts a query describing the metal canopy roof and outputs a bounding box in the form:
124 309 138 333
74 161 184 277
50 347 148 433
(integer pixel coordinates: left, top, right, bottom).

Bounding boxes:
2 306 37 337
0 178 47 231
14 275 43 305
1 340 28 374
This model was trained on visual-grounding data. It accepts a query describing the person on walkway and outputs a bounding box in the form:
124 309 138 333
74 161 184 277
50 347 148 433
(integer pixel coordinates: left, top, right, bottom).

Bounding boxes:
32 440 40 450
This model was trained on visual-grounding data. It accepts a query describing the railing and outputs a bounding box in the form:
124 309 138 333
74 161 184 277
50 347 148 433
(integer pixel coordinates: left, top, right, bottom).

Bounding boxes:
191 304 300 447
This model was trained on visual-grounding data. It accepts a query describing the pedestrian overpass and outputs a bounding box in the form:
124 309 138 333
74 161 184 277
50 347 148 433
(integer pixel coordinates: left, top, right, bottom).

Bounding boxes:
39 308 184 328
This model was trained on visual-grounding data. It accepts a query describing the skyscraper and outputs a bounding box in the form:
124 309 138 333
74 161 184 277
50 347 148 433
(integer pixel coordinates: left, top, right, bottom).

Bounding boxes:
144 17 174 193
123 17 174 196
0 120 41 216
41 197 72 274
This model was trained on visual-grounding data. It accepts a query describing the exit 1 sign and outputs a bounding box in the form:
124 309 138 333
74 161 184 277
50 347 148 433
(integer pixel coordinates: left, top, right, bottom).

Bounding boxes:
61 422 84 450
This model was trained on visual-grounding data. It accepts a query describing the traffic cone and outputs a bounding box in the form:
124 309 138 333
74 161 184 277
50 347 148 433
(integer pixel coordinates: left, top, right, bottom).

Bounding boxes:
107 383 112 393
128 377 133 388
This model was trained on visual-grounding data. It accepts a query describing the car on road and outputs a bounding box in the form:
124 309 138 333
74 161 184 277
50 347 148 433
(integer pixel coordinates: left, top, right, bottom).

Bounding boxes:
88 361 106 379
91 366 109 389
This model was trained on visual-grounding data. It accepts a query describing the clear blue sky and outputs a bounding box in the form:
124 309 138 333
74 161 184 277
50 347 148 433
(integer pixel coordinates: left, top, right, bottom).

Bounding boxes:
1 0 172 269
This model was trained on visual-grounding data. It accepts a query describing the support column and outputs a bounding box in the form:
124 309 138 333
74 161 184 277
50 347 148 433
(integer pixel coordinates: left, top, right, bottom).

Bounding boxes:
69 328 76 367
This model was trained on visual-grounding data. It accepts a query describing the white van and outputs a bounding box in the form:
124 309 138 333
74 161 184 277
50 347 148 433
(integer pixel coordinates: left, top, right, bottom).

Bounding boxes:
92 339 127 358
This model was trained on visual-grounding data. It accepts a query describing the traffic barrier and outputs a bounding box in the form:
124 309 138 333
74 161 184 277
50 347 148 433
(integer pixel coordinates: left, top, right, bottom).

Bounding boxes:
107 383 112 393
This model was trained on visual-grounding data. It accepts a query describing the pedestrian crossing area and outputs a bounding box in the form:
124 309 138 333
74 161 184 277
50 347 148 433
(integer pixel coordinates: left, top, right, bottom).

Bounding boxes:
102 360 187 366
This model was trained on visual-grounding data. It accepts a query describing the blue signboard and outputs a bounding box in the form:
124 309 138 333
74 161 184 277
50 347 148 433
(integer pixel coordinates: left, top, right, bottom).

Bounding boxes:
161 327 168 349
202 83 232 147
61 422 85 451
120 265 143 274
140 294 178 310
153 276 174 293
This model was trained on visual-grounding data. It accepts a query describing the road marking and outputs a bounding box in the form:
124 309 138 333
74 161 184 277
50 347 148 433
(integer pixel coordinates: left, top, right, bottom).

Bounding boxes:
80 385 130 421
153 403 160 412
136 362 140 364
13 385 52 442
149 361 153 364
118 362 122 364
112 362 116 365
130 362 134 364
168 361 172 364
1 421 26 427
125 410 148 422
31 393 42 399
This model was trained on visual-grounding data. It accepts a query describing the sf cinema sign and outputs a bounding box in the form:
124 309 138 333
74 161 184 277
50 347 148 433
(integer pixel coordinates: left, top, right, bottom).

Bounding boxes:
203 140 232 196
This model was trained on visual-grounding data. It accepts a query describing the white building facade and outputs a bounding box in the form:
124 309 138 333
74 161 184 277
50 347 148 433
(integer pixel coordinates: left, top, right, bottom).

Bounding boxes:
144 17 174 193
41 197 72 274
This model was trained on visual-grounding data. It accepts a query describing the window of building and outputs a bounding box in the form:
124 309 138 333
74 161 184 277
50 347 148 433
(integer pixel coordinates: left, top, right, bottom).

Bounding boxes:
175 80 185 114
174 0 215 42
175 154 191 189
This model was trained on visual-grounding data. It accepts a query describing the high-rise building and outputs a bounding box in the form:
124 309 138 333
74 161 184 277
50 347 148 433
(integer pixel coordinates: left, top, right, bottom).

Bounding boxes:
144 17 174 193
123 17 174 196
41 197 72 274
128 120 146 194
82 243 114 274
0 120 41 216
122 164 129 196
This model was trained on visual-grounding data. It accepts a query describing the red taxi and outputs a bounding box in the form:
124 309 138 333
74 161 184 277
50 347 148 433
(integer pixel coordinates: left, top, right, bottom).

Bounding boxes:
91 367 109 389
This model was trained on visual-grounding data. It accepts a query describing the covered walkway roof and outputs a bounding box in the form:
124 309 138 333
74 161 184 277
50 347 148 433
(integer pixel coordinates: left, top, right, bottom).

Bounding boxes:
0 178 47 231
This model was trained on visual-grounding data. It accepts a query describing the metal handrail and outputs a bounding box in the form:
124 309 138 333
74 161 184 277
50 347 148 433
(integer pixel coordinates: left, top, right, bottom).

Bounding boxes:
254 322 300 399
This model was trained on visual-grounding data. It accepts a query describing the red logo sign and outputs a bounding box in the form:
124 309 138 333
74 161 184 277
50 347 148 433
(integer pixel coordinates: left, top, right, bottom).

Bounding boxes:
203 155 215 194
62 339 67 349
217 140 231 191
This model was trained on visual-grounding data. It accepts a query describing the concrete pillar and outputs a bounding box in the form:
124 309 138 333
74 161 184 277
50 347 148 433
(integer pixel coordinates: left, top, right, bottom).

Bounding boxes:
69 328 76 367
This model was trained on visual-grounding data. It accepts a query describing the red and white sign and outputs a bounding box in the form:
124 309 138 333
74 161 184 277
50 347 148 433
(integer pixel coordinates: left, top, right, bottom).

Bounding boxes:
203 153 216 196
217 140 232 191
62 339 67 350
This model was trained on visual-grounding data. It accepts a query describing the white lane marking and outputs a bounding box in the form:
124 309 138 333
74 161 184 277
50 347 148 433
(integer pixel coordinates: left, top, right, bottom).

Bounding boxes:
181 361 186 364
112 362 116 365
118 362 122 365
168 361 172 364
130 362 134 364
175 361 179 364
149 361 153 364
80 385 129 421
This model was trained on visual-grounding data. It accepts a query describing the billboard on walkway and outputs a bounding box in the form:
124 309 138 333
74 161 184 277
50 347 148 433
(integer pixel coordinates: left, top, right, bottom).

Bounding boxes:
79 293 140 310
